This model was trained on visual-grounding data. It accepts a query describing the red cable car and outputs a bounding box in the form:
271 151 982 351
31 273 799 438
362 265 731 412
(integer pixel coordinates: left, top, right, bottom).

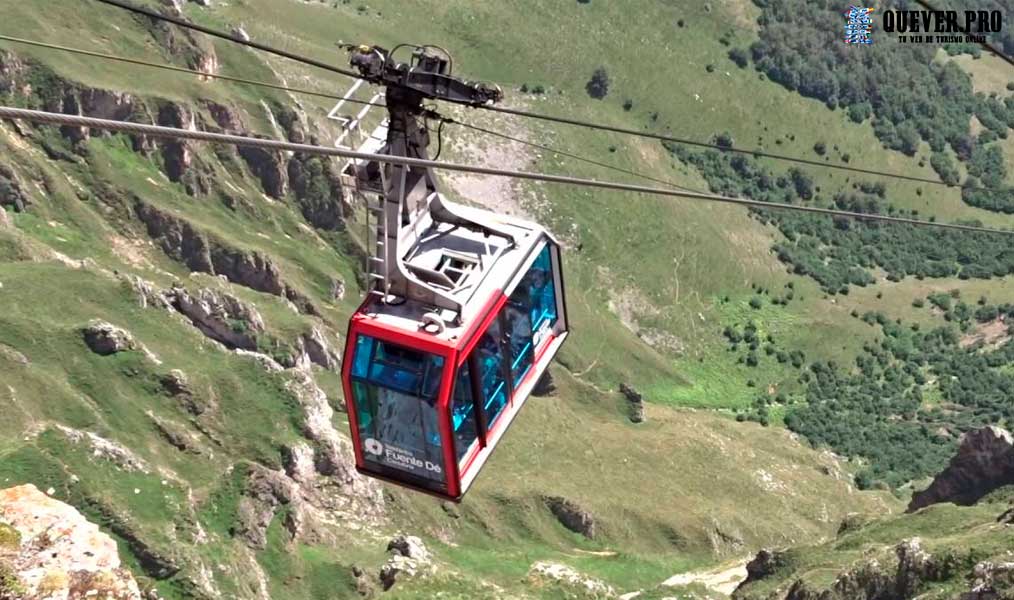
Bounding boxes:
338 45 569 500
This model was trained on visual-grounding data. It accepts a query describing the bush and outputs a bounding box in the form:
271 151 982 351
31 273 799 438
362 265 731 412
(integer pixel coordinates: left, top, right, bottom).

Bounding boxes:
813 141 826 156
622 98 633 111
729 47 749 68
847 102 872 123
714 132 734 149
585 67 610 99
749 296 763 309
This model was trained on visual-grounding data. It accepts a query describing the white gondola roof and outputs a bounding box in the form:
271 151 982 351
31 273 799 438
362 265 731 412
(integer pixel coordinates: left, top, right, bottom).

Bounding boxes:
359 201 549 346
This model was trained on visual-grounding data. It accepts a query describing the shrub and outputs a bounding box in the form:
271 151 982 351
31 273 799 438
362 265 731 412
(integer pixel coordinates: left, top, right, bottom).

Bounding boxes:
714 132 734 149
622 99 633 111
813 141 826 156
728 47 749 68
585 67 610 99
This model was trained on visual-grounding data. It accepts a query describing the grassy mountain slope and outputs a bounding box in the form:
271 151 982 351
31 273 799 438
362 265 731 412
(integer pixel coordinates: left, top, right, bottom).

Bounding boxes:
1 0 1012 597
733 498 1014 600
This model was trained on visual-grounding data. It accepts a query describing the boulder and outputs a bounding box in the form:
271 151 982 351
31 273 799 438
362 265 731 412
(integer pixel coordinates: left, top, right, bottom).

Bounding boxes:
125 275 173 310
0 484 142 599
299 326 340 371
160 369 191 397
544 496 596 539
837 512 867 536
281 443 317 485
330 277 346 301
81 321 137 355
741 548 790 587
0 164 28 213
233 465 310 550
965 561 1014 599
166 286 264 350
378 535 432 591
238 144 288 199
908 426 1014 512
386 535 430 563
620 383 646 423
528 562 615 598
351 565 375 597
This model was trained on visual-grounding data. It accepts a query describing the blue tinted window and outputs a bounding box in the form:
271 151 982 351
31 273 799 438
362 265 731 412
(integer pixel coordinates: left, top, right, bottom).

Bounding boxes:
502 245 558 388
351 335 374 378
349 335 446 483
527 246 558 337
505 299 534 388
451 363 479 462
477 320 508 428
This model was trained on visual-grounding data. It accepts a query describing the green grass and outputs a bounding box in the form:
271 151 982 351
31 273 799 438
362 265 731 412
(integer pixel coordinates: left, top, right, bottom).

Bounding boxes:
0 0 1011 596
736 502 1013 600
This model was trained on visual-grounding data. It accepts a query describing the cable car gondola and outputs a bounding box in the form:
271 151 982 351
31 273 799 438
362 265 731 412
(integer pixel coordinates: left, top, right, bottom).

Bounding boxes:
338 45 569 501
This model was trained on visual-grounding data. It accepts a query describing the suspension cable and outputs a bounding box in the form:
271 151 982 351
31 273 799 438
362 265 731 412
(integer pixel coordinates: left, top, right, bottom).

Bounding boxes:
2 32 957 198
448 119 700 193
0 35 384 108
481 104 964 188
3 107 1011 236
0 33 698 193
87 0 1007 192
91 0 363 79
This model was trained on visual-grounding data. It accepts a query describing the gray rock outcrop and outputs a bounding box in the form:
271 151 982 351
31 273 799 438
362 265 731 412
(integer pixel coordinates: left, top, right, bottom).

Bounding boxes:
82 320 137 355
379 535 432 591
166 286 265 350
620 383 646 423
544 496 596 539
0 484 143 600
908 426 1014 512
133 201 318 314
0 164 29 213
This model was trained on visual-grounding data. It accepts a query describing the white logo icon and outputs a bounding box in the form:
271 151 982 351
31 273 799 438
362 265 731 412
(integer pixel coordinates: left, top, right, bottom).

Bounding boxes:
364 438 384 456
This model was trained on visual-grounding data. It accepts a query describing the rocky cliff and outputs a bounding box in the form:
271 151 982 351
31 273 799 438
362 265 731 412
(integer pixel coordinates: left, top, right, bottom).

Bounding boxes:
908 426 1014 513
0 484 142 600
734 427 1014 600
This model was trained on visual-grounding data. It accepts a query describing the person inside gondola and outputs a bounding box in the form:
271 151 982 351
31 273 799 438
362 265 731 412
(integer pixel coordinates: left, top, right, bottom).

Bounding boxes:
526 267 553 329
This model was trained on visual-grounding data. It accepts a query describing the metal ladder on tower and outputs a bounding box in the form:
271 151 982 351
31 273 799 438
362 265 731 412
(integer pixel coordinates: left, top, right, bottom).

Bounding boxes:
365 169 391 298
328 78 393 298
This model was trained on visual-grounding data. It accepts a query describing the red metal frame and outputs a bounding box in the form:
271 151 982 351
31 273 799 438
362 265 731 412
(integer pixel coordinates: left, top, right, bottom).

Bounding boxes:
341 245 566 501
341 299 459 496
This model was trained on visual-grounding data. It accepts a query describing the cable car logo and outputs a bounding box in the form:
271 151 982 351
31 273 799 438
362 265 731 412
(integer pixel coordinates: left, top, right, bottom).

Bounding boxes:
364 438 384 456
363 438 443 474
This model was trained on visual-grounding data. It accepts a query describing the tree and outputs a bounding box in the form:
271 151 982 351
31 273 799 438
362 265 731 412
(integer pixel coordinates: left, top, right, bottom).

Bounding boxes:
729 47 749 68
789 168 814 200
813 141 827 156
585 67 610 99
714 132 734 149
930 152 961 186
